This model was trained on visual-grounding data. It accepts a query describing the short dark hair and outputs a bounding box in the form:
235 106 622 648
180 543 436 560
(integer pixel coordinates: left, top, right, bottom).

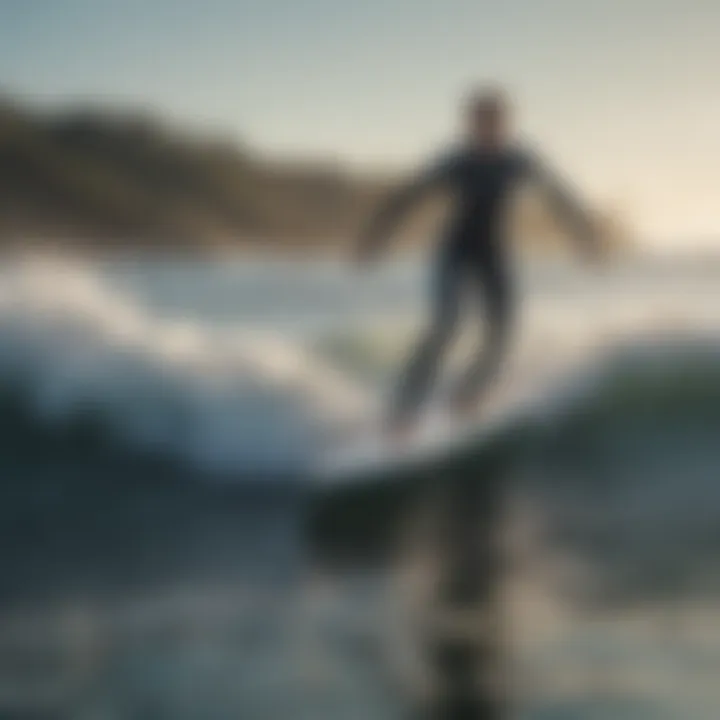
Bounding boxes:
465 86 510 119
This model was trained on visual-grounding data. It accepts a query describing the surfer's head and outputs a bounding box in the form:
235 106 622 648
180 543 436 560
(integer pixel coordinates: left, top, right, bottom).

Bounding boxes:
464 86 512 149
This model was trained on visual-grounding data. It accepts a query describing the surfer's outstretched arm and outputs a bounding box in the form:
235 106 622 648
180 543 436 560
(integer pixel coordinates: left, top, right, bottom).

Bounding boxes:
524 150 600 259
356 153 455 263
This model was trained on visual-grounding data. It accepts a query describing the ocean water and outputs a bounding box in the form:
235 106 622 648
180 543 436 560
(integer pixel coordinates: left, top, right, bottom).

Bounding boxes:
2 253 720 718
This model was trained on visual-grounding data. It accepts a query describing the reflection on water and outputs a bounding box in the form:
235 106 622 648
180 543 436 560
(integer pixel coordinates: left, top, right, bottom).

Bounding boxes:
1 255 720 718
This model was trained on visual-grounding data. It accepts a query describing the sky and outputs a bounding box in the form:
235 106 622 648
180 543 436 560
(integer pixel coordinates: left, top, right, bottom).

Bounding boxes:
2 0 720 246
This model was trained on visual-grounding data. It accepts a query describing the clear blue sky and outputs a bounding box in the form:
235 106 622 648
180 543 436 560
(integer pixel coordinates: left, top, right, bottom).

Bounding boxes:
2 0 719 243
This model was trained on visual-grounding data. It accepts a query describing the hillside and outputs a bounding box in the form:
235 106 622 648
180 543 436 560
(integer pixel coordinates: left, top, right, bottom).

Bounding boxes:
0 97 629 253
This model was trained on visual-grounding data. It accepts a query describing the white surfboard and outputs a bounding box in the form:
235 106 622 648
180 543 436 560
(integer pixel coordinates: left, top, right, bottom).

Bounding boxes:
316 390 538 485
319 407 462 476
314 358 582 485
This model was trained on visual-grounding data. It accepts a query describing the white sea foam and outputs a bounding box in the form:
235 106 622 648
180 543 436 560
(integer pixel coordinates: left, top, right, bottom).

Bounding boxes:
0 254 719 478
0 256 371 475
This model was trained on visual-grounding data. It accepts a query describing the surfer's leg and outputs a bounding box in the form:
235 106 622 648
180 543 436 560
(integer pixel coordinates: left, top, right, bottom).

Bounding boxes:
450 259 513 415
391 251 463 430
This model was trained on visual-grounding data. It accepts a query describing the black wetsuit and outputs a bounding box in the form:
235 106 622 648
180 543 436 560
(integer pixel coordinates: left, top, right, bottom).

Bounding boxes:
362 144 593 422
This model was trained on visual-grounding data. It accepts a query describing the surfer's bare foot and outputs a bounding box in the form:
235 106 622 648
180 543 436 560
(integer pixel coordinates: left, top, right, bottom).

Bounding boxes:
386 415 418 446
450 391 484 422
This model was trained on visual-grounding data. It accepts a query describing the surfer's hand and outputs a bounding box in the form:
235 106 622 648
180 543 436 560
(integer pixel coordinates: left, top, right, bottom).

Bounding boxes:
588 236 613 267
353 234 383 268
578 227 608 266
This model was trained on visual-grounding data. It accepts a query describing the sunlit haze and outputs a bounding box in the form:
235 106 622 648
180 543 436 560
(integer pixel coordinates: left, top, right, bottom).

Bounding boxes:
2 0 719 246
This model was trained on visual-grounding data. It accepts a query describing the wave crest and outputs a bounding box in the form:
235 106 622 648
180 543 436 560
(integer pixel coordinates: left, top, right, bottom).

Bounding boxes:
0 256 369 477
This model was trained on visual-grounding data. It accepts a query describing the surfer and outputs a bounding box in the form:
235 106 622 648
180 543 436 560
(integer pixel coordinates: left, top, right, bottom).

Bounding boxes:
355 87 601 439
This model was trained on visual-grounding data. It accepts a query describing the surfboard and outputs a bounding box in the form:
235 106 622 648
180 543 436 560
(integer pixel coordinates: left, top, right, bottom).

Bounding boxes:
309 392 542 569
315 335 610 486
315 383 545 486
319 406 468 476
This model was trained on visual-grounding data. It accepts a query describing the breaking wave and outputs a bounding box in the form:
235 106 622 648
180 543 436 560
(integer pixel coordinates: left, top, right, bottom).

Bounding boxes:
0 256 371 478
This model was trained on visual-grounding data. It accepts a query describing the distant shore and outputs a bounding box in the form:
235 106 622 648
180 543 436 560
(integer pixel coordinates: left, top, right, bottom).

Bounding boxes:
0 95 631 255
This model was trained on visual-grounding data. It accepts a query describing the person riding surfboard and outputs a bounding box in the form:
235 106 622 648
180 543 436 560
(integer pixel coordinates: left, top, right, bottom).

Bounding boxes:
355 86 601 441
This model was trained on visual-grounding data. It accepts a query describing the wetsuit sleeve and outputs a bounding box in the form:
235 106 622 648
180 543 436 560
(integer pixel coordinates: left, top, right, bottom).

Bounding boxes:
521 149 598 255
358 152 458 257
